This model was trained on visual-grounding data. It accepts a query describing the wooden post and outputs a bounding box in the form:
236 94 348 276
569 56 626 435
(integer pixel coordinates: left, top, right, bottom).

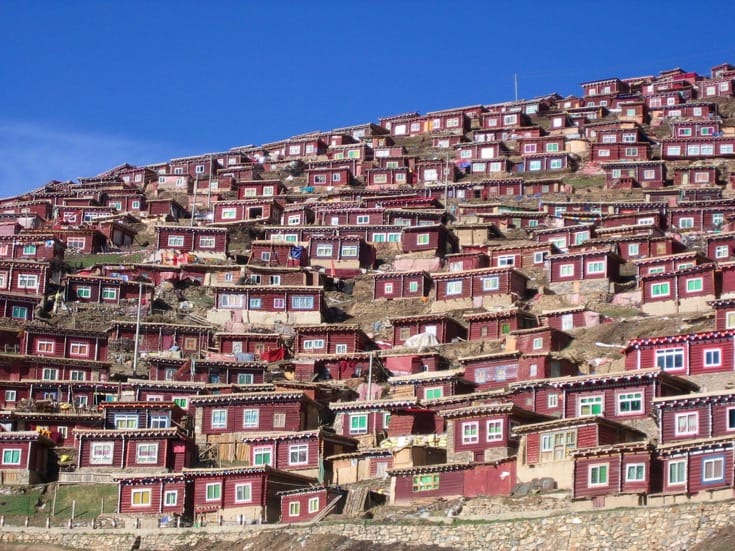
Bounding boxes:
101 497 104 516
71 499 76 525
51 483 58 517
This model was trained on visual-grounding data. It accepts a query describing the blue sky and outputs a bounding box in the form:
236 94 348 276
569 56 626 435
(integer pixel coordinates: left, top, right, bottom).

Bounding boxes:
2 1 735 195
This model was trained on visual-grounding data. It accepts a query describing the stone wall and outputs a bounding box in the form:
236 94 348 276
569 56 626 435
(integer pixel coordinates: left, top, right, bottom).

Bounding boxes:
2 499 735 551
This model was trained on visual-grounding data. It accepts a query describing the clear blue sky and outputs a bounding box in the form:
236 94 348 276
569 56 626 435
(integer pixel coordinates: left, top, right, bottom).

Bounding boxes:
1 1 735 195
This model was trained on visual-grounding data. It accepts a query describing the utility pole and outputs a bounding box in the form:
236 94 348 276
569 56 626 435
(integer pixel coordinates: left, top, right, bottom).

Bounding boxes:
190 175 199 227
514 73 519 102
132 279 143 377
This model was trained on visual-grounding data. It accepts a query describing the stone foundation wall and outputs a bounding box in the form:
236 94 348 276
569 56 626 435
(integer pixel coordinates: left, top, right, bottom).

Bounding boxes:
3 499 735 551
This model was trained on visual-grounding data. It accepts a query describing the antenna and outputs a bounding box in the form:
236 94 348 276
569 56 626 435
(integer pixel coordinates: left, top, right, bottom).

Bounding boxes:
514 73 519 102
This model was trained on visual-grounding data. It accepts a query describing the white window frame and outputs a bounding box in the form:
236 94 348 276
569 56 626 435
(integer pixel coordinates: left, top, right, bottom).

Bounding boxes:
288 443 309 466
243 408 260 428
349 414 368 435
167 235 185 247
136 442 159 464
205 482 221 501
486 419 503 442
617 392 643 415
625 463 645 482
703 457 725 482
668 459 687 486
446 280 463 296
588 464 609 487
234 483 252 503
131 489 152 508
211 409 228 429
1 448 21 465
704 348 722 368
90 442 114 465
461 421 479 444
675 412 698 436
579 395 603 416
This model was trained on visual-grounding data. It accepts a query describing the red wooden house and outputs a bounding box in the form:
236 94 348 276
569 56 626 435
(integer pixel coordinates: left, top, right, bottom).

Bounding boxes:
307 235 376 277
400 224 459 256
0 431 55 485
444 251 490 272
212 285 325 326
571 442 654 503
277 486 332 523
105 192 146 213
517 136 566 156
249 241 308 268
639 263 717 315
372 271 432 301
304 167 353 188
624 329 735 376
516 153 577 173
212 199 283 225
439 403 551 462
234 179 287 199
455 142 511 162
0 291 43 321
532 224 595 252
146 199 189 221
538 307 599 333
661 137 735 160
0 254 54 294
581 78 629 98
632 251 708 278
65 274 154 306
389 313 467 346
22 325 109 362
591 143 651 162
154 225 229 255
655 436 735 498
0 234 64 262
547 249 624 287
329 397 416 446
480 111 530 129
657 102 717 119
464 308 537 341
431 266 528 306
365 167 413 189
709 298 735 330
110 321 212 359
387 369 472 400
294 324 370 355
115 472 190 519
698 78 735 98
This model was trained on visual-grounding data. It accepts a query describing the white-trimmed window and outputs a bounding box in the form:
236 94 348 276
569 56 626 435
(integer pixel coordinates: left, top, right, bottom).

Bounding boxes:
9 305 26 320
288 501 301 517
704 349 722 368
462 421 479 444
416 233 430 245
199 237 216 249
424 386 443 400
248 297 262 310
90 442 114 465
715 245 729 259
76 286 92 299
18 274 38 289
4 390 16 403
589 464 609 486
617 392 643 415
487 419 503 442
291 296 314 310
211 409 227 429
412 474 439 492
383 282 394 295
668 460 687 485
114 414 138 429
446 280 463 296
408 281 419 293
22 244 36 256
482 276 500 291
532 337 544 350
579 395 603 416
349 414 368 435
308 496 320 513
131 489 152 507
164 490 178 506
315 244 333 257
335 344 348 354
678 218 694 229
42 368 58 380
205 483 221 501
253 446 273 466
101 287 117 300
70 370 85 381
37 340 55 354
656 348 684 370
136 443 158 464
675 412 698 436
167 235 185 247
686 278 703 293
625 463 645 482
356 215 370 225
288 444 309 465
235 483 252 503
243 409 259 428
303 339 325 350
559 264 575 277
586 261 605 274
221 208 237 220
549 159 563 169
703 456 725 482
340 245 358 257
1 449 21 465
651 282 671 297
497 255 515 266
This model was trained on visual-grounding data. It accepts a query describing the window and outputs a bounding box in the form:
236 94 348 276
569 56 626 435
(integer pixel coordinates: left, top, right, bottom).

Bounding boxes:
18 274 38 289
303 339 325 350
42 368 58 380
235 483 252 503
487 419 503 442
114 414 138 429
243 409 259 428
409 281 419 293
651 282 670 297
70 370 85 381
221 208 237 220
308 496 320 513
656 348 684 370
289 444 309 465
150 415 169 428
173 397 188 410
288 501 301 517
22 244 36 256
721 144 734 155
199 237 215 249
533 251 545 264
37 340 54 354
586 261 605 274
90 442 114 465
498 255 515 266
383 282 394 295
446 280 463 296
528 160 542 171
482 277 500 291
101 287 117 300
667 145 682 156
617 392 643 415
540 429 576 461
75 286 92 299
579 396 603 416
626 463 645 482
703 457 725 482
164 491 178 506
315 244 333 257
416 233 430 245
349 414 368 435
715 245 729 259
211 409 227 429
273 411 286 428
131 489 152 507
668 460 686 485
675 412 698 436
10 306 27 320
2 449 20 465
356 215 369 225
248 298 262 309
559 264 575 277
589 464 609 486
4 390 16 402
136 443 158 464
462 421 479 444
412 474 439 492
340 245 358 257
167 235 184 247
424 386 443 400
704 349 722 367
686 278 703 293
206 483 221 501
253 446 273 466
532 337 544 350
549 159 563 169
624 147 639 157
546 143 560 152
335 344 348 354
291 296 314 310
